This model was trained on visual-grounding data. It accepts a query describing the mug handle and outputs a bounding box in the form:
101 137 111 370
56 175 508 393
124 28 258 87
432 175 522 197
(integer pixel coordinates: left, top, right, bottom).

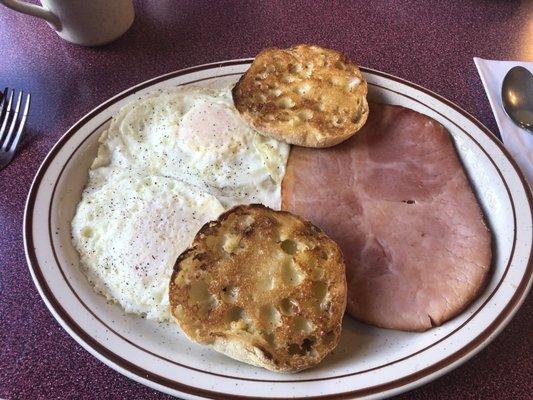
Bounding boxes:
0 0 61 30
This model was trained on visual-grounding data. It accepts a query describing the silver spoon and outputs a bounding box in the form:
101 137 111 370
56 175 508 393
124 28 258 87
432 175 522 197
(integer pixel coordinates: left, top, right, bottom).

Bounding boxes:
501 66 533 132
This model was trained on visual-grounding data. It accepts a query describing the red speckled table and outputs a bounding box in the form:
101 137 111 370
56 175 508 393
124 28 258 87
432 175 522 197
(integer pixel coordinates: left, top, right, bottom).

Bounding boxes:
1 1 532 399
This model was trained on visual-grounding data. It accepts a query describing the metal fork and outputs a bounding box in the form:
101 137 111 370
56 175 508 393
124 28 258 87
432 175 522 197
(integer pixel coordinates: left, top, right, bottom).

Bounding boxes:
0 88 31 171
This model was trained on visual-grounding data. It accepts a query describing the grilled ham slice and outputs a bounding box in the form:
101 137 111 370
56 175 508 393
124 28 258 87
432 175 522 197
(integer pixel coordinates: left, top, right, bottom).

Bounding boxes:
282 103 492 331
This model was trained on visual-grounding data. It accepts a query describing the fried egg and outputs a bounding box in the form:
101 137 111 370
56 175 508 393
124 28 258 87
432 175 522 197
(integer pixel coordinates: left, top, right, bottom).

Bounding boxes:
72 176 224 320
72 85 290 320
89 87 289 207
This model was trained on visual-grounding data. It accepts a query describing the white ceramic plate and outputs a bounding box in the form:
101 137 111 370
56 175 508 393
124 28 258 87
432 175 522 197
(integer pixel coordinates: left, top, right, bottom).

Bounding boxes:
24 60 532 400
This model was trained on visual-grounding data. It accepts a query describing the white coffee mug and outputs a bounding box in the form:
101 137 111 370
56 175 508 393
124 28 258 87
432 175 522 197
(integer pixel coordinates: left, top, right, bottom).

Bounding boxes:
0 0 135 46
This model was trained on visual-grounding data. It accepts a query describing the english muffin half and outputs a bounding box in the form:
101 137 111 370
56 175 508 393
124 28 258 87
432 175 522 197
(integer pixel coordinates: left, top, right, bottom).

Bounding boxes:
169 204 347 373
233 44 369 148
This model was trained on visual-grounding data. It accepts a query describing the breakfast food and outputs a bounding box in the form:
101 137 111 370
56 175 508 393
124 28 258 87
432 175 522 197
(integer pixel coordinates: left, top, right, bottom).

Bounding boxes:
72 86 290 320
169 204 347 372
233 44 368 148
72 176 224 319
72 44 493 380
282 103 492 331
88 86 289 208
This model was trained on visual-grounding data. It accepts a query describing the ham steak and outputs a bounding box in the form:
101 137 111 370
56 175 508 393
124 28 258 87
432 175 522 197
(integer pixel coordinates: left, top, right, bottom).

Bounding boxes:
281 103 492 331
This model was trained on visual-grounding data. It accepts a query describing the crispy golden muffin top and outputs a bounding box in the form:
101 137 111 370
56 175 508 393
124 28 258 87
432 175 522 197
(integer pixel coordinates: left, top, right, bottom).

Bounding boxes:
233 44 369 148
169 204 347 372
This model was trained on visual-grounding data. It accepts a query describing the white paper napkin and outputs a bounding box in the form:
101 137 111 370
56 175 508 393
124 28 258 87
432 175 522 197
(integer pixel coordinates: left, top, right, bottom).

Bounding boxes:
474 58 532 184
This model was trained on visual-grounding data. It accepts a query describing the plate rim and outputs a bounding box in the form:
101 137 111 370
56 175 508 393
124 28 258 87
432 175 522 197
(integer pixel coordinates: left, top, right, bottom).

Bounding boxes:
23 59 533 400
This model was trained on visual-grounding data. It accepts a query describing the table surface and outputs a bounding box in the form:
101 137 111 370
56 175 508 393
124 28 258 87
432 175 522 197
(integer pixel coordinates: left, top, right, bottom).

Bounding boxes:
1 1 532 399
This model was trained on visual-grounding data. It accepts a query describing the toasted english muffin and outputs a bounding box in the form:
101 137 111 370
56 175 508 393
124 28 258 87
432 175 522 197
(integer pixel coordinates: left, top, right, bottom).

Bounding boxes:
232 44 369 148
169 204 347 373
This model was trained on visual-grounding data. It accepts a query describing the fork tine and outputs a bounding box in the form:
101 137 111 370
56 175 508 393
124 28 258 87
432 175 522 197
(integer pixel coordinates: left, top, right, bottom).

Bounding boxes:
0 88 8 118
1 91 23 151
0 89 14 144
8 93 31 154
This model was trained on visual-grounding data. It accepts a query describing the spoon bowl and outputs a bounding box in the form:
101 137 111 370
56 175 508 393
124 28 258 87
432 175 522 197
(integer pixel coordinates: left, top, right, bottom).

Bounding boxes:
501 66 533 132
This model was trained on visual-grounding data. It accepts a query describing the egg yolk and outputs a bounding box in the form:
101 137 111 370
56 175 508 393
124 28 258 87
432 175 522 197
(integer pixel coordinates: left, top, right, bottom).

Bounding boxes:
178 100 242 150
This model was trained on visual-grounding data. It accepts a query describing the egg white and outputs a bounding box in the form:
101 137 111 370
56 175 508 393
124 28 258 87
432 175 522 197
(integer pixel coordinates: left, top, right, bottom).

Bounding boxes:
72 85 290 320
89 87 289 207
72 175 224 320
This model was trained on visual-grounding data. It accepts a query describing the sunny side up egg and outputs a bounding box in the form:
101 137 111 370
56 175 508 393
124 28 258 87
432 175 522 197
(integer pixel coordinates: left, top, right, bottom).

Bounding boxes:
71 86 290 321
88 87 289 207
71 176 224 320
